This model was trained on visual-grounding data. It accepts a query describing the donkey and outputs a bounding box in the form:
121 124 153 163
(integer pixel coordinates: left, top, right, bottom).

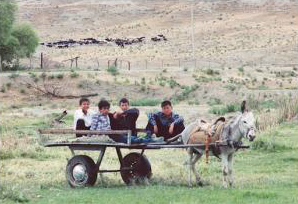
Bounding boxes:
168 101 256 188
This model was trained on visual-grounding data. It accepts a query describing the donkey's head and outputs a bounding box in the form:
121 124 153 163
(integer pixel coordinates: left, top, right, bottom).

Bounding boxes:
238 101 256 141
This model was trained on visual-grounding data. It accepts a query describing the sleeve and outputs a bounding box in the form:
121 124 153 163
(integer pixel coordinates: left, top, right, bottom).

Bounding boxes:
148 112 157 126
125 108 139 121
125 108 139 116
90 114 98 130
173 113 184 125
108 113 118 130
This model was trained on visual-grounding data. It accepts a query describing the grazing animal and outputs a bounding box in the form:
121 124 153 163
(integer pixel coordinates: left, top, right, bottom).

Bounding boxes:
168 101 256 188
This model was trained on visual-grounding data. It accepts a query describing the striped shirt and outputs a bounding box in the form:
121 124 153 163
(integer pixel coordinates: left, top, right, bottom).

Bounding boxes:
90 112 111 131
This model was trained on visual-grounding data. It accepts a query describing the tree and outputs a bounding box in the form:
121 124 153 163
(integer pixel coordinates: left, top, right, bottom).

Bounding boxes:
0 0 17 45
11 24 39 59
0 0 39 70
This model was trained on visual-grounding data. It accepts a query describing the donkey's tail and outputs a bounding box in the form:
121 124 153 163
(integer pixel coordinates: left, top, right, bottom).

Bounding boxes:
166 134 182 144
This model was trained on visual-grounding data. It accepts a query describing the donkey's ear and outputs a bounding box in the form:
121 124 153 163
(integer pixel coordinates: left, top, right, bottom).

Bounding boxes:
241 100 247 113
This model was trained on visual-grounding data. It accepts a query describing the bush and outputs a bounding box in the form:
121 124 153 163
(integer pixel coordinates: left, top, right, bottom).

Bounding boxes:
224 84 237 92
70 71 79 78
107 65 119 76
207 97 222 106
172 85 199 103
209 106 228 115
252 138 291 152
0 85 5 93
130 98 161 106
205 68 219 75
8 73 19 79
209 103 239 115
56 74 64 79
168 78 178 88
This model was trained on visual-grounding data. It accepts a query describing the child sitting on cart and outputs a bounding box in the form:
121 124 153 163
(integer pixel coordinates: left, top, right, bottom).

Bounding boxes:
74 98 95 137
90 99 162 143
112 98 139 137
145 100 185 141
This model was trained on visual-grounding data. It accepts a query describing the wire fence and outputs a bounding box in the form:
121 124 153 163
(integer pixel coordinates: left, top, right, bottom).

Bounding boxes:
18 48 298 73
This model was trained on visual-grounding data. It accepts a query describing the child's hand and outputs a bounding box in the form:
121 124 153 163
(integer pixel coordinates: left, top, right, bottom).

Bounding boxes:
154 125 158 134
169 123 174 134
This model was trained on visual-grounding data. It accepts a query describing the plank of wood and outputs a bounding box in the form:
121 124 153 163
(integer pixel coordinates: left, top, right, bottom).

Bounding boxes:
39 128 131 135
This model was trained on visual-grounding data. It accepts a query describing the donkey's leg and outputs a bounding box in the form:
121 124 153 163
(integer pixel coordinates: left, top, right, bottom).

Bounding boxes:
191 153 203 186
221 154 229 188
227 154 234 187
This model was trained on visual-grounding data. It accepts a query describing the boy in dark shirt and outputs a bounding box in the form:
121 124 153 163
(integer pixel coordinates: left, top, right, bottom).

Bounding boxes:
113 98 139 136
112 98 162 143
145 100 185 140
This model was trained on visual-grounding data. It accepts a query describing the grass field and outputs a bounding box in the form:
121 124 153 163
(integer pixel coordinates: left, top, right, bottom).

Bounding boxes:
1 115 297 203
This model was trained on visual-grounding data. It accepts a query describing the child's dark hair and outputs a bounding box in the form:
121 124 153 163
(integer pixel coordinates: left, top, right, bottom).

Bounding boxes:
79 98 90 105
119 98 129 105
98 100 110 109
161 100 172 107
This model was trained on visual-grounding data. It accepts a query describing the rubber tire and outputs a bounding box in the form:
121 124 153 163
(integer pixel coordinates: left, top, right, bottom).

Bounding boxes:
66 155 98 187
120 152 152 185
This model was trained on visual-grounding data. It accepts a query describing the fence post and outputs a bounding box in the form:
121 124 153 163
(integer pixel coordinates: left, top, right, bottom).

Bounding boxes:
145 60 148 70
128 62 131 70
40 52 43 69
0 55 2 72
194 59 197 69
178 59 181 69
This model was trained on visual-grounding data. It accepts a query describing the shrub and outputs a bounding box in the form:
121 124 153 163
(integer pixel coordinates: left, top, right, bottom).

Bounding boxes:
209 103 239 115
130 98 161 106
107 65 119 76
238 66 244 72
6 82 11 89
40 72 47 80
70 71 79 78
0 85 6 93
56 74 64 79
140 85 146 92
209 106 228 115
169 78 178 88
172 85 199 102
207 97 222 106
8 73 19 79
258 84 269 90
141 77 146 85
252 137 291 152
224 84 237 92
205 68 219 75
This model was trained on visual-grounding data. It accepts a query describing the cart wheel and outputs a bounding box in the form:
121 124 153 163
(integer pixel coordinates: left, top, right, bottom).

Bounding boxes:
66 155 98 187
120 152 152 185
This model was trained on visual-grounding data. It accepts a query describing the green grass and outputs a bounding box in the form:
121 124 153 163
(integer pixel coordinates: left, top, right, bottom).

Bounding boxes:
28 185 298 204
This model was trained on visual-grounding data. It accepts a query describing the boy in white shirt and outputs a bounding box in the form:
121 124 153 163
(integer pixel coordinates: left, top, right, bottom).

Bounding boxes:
74 98 95 137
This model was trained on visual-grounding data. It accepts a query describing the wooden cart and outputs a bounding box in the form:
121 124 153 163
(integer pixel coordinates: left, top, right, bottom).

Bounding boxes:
39 129 248 187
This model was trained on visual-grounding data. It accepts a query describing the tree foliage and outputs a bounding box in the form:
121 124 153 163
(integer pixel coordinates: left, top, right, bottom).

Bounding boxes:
0 0 39 69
